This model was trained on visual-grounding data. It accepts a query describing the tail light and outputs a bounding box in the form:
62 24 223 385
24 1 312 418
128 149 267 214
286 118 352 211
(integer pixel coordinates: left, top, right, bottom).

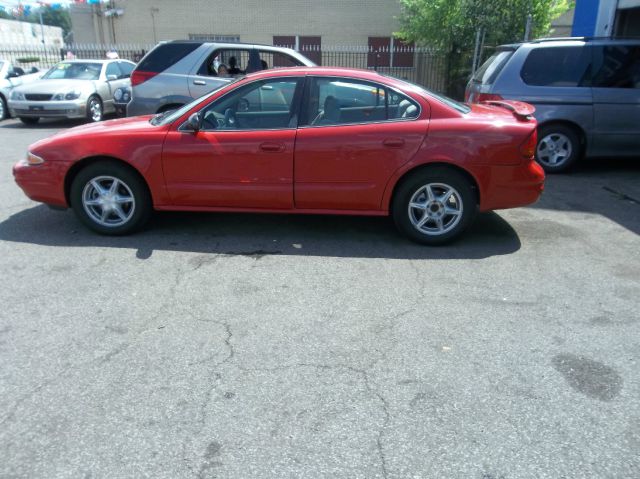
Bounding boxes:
130 70 158 87
471 93 503 103
520 129 537 159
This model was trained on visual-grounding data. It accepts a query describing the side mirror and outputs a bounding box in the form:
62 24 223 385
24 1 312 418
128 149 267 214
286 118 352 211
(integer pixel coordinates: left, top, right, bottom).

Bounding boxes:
187 112 202 132
107 74 118 81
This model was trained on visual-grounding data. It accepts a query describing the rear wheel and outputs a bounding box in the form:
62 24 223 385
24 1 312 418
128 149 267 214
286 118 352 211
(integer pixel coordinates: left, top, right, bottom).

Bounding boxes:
70 162 151 235
392 168 477 245
536 124 581 173
19 116 39 125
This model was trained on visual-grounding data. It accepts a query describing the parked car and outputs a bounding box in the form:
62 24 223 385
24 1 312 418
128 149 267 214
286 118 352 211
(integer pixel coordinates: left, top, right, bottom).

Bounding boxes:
465 38 640 172
0 60 41 121
8 59 135 124
13 67 544 245
127 41 315 117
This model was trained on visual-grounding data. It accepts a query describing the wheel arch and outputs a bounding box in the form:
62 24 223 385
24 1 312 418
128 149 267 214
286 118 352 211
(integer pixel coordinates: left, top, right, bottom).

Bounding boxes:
64 155 152 206
387 162 481 212
537 119 587 150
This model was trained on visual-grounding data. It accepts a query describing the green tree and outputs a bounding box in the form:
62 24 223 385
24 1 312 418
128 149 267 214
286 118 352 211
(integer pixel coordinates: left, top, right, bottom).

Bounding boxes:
26 6 72 37
396 0 573 97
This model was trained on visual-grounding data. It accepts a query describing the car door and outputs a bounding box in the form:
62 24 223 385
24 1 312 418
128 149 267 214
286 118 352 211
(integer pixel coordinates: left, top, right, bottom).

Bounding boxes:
161 76 303 208
103 62 129 110
294 76 428 211
591 43 640 156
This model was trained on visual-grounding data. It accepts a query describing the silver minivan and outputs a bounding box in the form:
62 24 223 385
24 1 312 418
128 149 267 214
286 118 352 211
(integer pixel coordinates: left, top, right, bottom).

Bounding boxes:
465 38 640 172
127 41 315 117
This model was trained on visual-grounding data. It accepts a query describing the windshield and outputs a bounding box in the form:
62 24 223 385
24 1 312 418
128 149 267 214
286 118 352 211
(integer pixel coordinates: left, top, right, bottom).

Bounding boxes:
385 75 471 113
43 62 102 80
150 78 243 126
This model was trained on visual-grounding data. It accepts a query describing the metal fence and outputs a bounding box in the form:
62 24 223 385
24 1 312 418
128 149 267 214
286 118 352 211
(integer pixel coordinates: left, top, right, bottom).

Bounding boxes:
1 43 448 93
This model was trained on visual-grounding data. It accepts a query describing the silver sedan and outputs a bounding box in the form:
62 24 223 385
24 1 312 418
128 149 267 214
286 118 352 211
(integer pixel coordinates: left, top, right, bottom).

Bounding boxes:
8 59 135 124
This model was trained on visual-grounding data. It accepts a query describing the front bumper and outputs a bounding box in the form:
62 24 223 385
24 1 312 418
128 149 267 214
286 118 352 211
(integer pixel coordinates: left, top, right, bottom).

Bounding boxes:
12 159 69 208
478 160 545 211
9 99 87 119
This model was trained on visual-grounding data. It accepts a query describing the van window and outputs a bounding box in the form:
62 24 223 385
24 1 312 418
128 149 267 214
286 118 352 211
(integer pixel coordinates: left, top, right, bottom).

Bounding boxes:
472 50 514 84
592 45 640 89
137 42 202 73
520 46 591 87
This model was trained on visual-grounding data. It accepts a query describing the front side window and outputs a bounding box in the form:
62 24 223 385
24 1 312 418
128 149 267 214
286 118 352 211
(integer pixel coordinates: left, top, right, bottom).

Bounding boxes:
520 46 591 87
592 45 640 89
200 78 300 130
43 62 102 80
303 77 419 126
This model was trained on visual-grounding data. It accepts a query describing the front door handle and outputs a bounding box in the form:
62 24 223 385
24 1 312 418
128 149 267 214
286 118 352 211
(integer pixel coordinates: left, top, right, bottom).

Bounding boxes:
259 142 285 152
383 138 405 148
193 80 206 85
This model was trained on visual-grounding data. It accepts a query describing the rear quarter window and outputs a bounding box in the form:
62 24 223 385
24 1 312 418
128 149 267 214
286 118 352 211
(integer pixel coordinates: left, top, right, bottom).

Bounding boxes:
473 50 514 84
137 42 202 73
520 46 591 87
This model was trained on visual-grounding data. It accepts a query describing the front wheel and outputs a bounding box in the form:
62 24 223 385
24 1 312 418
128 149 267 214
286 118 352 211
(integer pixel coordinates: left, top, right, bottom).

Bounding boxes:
86 95 103 122
70 162 151 235
536 125 581 173
392 168 477 245
0 95 8 121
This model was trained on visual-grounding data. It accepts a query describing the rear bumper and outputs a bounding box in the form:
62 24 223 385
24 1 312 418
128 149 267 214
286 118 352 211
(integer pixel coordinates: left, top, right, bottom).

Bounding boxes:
12 160 69 207
478 160 545 211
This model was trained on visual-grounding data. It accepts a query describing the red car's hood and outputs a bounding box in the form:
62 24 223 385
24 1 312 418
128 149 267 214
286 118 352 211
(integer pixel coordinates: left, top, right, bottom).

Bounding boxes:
54 115 159 138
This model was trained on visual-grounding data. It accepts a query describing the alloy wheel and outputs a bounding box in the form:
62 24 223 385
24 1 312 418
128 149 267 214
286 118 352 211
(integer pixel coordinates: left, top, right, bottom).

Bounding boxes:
89 98 103 122
407 183 464 236
82 176 135 227
536 133 572 167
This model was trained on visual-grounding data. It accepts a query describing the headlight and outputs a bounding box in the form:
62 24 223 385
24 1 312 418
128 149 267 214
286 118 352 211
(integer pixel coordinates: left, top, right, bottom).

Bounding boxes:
25 152 45 165
122 91 131 102
11 91 25 101
65 91 81 100
52 93 64 101
113 88 123 101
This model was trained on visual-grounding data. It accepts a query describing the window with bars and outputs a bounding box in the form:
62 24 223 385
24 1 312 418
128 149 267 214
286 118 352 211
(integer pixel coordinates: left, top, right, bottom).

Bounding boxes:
367 37 415 68
188 34 241 43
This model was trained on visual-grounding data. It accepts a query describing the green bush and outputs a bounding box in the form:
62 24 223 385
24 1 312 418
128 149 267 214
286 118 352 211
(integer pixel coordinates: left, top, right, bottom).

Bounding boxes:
16 57 41 63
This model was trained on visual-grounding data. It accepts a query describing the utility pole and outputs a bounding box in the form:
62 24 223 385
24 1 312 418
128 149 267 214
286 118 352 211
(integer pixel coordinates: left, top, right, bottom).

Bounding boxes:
39 7 45 44
150 7 159 43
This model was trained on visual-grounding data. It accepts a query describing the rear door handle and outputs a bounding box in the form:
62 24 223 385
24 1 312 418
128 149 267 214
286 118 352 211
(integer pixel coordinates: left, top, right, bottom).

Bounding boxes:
383 138 405 148
193 80 206 85
259 142 285 152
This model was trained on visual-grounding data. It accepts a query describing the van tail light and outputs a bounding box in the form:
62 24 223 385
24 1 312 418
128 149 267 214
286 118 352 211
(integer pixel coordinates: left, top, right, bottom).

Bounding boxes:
472 93 503 103
520 129 537 160
131 70 158 87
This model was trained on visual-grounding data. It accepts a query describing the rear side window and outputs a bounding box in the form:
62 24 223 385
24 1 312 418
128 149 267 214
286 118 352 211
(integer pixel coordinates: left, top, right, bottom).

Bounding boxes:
521 46 591 87
592 45 640 89
472 50 514 84
137 42 201 73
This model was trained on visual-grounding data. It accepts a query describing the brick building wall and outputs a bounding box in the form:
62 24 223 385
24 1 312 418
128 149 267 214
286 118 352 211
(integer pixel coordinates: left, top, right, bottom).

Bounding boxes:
71 0 403 47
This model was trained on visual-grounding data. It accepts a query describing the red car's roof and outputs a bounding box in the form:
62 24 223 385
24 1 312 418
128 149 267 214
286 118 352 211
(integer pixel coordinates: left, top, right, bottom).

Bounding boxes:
243 66 409 87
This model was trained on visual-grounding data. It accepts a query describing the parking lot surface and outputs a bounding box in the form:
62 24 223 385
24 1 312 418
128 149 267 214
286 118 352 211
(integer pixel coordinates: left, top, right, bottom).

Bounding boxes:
1 118 639 478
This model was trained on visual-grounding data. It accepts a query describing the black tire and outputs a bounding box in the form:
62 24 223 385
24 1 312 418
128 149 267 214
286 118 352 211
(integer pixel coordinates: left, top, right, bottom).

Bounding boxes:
392 167 477 245
19 116 39 125
535 124 581 173
86 95 103 122
0 95 8 121
70 161 152 235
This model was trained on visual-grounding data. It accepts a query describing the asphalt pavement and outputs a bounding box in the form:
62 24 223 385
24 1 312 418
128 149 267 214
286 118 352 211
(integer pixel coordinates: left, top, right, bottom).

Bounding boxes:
0 117 639 479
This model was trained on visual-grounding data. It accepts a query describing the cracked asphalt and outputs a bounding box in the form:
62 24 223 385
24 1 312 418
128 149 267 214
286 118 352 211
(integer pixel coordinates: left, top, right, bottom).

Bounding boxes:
1 118 639 479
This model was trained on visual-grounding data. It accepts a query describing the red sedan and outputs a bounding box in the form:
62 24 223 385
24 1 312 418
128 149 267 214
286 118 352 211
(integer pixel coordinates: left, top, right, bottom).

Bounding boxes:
13 67 544 245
